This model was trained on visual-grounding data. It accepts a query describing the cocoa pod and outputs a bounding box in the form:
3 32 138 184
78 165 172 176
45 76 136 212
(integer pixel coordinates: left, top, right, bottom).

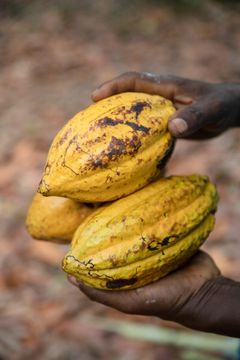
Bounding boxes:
38 92 175 202
26 193 96 244
63 175 218 289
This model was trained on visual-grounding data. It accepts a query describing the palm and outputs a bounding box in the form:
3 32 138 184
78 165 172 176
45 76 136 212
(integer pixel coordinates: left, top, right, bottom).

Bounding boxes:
72 251 220 321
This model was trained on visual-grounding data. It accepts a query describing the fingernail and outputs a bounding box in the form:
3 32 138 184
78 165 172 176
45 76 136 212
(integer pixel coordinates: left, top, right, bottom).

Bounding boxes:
68 275 80 287
174 95 193 105
170 118 188 135
92 89 100 99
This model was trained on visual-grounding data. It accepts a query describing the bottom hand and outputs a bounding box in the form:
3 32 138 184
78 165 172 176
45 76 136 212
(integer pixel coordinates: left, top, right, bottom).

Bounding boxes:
69 251 220 323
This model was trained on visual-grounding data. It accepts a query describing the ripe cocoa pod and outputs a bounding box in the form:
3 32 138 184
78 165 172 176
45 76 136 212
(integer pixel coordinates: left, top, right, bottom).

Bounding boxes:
26 193 95 244
62 175 218 290
38 92 175 202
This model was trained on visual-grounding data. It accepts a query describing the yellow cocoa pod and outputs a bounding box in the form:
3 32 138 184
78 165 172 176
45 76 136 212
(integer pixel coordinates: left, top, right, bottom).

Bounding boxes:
62 175 218 290
26 193 95 244
38 92 175 202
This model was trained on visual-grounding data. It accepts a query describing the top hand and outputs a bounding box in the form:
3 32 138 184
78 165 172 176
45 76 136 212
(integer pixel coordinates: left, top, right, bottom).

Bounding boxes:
91 72 240 139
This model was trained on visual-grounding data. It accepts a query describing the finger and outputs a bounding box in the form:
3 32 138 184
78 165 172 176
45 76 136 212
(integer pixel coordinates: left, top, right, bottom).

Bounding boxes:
67 275 79 287
92 72 140 101
180 128 225 140
168 95 221 138
77 281 139 313
91 72 189 102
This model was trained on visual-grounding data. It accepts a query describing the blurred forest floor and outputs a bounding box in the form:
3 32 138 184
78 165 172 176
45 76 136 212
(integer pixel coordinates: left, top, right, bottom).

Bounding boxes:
0 1 240 359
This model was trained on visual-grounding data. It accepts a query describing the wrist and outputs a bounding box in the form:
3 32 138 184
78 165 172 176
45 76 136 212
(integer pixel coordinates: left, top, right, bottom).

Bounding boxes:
176 276 240 337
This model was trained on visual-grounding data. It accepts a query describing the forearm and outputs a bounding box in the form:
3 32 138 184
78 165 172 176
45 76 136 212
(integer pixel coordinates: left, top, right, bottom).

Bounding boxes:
177 276 240 337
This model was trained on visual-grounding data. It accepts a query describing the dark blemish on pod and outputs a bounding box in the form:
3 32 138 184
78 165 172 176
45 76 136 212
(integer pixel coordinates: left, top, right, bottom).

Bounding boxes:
105 175 113 183
90 134 142 169
121 216 126 223
160 236 171 246
97 117 150 134
125 121 150 134
130 101 151 118
147 243 158 251
58 127 72 147
97 117 121 127
107 135 141 160
85 133 107 146
106 277 137 289
164 235 179 244
91 157 106 169
107 136 126 159
147 235 179 251
108 255 118 267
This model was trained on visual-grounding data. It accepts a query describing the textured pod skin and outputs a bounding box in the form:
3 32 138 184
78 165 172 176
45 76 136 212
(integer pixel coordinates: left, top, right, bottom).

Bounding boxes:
38 92 175 202
62 175 218 290
26 193 95 244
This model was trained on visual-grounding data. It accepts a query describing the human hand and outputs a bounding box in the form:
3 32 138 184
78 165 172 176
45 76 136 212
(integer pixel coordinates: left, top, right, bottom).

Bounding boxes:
91 72 240 139
69 251 221 329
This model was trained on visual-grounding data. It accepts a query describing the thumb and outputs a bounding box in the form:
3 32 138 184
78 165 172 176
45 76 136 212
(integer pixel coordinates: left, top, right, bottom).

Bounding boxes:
168 96 219 138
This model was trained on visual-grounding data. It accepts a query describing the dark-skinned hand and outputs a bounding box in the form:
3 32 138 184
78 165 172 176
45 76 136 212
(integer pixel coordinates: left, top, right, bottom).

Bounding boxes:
69 251 221 329
91 72 240 139
69 250 240 337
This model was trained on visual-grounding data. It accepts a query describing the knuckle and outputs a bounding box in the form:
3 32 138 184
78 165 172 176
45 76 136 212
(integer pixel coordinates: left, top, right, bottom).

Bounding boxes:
159 74 181 83
120 71 141 79
186 106 204 122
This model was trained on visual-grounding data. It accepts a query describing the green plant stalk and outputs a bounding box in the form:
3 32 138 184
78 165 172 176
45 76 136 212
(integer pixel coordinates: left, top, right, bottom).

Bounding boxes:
82 316 239 356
